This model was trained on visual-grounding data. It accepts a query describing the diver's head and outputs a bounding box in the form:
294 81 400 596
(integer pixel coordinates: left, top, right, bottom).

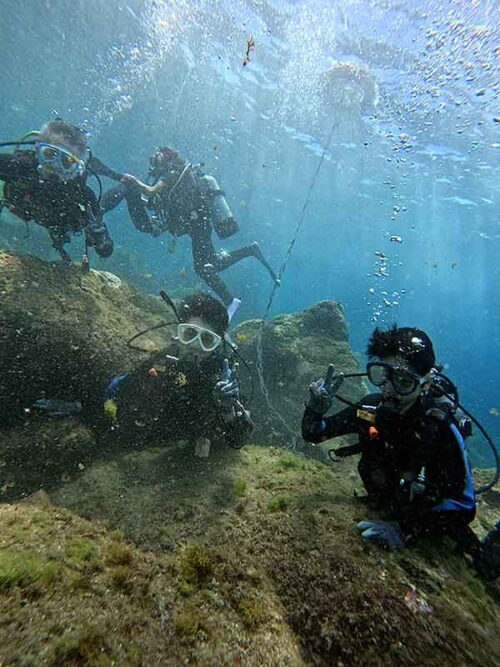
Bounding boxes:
149 146 182 177
37 120 88 181
176 292 228 359
40 120 88 159
367 325 435 413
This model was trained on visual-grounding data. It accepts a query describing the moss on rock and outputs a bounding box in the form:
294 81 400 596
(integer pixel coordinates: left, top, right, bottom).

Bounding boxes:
233 300 366 450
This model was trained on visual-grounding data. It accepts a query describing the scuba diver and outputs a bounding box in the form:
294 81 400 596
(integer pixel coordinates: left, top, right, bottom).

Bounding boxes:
104 291 253 455
302 325 500 580
101 145 280 305
0 119 129 261
35 292 253 457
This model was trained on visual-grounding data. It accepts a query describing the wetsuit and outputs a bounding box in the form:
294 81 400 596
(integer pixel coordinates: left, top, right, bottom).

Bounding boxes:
0 150 122 259
101 151 276 305
105 345 253 448
302 393 476 540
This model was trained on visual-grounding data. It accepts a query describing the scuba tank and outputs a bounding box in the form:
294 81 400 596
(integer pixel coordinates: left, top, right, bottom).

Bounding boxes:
197 174 239 239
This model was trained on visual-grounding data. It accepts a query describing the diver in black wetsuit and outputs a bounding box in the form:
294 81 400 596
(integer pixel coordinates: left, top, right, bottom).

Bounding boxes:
0 120 128 261
101 146 280 305
302 325 500 579
103 292 253 455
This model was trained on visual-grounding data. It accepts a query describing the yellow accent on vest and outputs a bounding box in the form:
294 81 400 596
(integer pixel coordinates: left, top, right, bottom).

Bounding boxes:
356 409 376 424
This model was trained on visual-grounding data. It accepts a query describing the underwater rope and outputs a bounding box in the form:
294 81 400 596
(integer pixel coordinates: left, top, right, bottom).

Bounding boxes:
255 119 338 446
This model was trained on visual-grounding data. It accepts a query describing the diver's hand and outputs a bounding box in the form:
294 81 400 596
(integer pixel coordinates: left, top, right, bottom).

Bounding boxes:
357 520 407 551
33 399 82 418
307 364 344 415
121 173 139 187
213 358 239 414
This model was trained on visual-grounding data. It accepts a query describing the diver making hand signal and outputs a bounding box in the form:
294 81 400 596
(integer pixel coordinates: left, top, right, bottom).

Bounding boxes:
302 325 500 580
307 363 345 415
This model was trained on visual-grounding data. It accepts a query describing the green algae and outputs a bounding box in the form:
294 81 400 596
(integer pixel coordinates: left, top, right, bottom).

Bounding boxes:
108 565 134 593
0 550 60 591
64 537 99 568
233 478 248 497
179 542 214 587
104 539 132 566
174 606 202 638
50 625 111 666
238 595 268 629
267 494 293 512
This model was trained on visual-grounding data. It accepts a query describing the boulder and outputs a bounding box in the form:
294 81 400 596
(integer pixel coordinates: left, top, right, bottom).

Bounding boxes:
233 300 366 452
0 251 177 496
0 250 176 426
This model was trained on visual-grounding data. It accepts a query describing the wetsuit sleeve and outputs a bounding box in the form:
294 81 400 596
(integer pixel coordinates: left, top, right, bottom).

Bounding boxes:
301 404 359 443
0 153 30 181
88 156 124 182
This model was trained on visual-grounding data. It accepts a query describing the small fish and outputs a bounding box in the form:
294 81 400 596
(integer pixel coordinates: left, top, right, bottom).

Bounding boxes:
489 407 500 417
389 235 403 244
104 399 118 423
451 261 458 269
167 238 176 254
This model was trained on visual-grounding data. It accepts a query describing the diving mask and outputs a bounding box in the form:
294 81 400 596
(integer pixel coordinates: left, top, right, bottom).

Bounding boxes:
177 323 222 353
149 150 164 173
36 142 85 180
367 361 427 396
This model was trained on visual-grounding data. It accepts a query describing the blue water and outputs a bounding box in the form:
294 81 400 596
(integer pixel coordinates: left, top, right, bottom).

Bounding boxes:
1 0 499 462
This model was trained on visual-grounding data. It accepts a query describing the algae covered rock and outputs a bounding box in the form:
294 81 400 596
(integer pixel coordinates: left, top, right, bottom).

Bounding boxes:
0 418 98 500
233 300 365 448
2 445 498 667
0 250 176 426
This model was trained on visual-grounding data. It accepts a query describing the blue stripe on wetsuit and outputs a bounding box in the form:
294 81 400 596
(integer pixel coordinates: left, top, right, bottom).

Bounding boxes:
433 423 476 513
103 373 129 400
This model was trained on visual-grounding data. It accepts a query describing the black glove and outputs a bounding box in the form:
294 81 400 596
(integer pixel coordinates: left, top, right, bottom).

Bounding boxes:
307 364 344 415
213 358 240 414
357 520 407 551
